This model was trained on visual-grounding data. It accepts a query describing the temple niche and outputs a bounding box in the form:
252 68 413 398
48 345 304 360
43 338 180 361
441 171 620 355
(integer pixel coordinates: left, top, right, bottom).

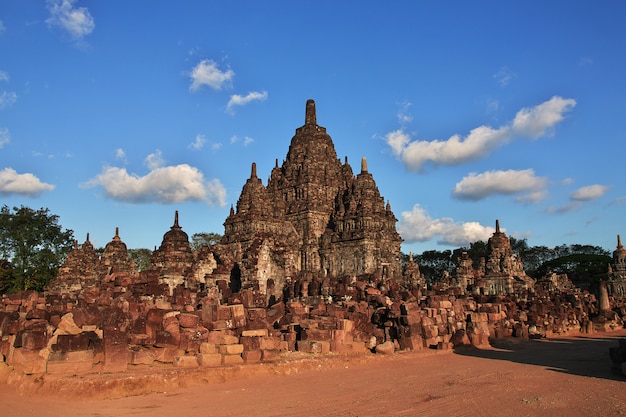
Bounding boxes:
220 99 403 297
608 234 626 296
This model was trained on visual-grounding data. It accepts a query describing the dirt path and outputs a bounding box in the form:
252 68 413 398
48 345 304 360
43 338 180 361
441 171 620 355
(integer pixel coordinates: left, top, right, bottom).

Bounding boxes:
3 330 626 417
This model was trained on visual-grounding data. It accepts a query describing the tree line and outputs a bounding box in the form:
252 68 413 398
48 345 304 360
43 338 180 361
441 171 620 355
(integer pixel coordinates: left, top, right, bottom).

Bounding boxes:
406 237 611 288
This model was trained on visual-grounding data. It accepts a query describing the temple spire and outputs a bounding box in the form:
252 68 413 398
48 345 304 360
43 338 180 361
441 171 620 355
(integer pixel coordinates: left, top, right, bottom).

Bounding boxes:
305 99 316 125
495 219 500 234
86 232 90 242
361 157 368 174
251 162 257 178
618 234 623 249
173 210 180 229
113 227 120 241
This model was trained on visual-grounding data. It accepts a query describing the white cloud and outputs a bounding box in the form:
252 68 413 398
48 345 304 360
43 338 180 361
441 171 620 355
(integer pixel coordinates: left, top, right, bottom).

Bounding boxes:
512 96 577 138
494 66 516 87
385 96 576 171
515 190 548 205
189 134 206 150
452 169 547 201
0 91 17 109
189 59 234 92
397 101 413 124
144 150 165 170
230 135 254 146
546 201 582 214
397 204 496 246
0 167 55 196
0 128 9 148
211 142 223 151
46 0 95 40
0 71 8 82
115 148 126 161
570 184 610 201
226 91 268 113
83 163 227 206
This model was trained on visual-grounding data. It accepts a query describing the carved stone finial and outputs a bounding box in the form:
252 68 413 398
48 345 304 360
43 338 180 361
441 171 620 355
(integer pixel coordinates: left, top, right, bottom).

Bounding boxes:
275 158 279 168
618 234 623 249
86 232 90 242
305 99 316 125
230 205 235 216
495 219 500 234
251 162 257 179
173 210 180 228
361 157 368 174
113 227 120 241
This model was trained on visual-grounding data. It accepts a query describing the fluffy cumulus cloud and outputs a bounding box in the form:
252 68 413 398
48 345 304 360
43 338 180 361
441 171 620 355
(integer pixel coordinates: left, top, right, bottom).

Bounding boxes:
46 0 95 40
0 168 55 196
83 154 227 206
385 96 576 172
452 169 548 202
226 91 268 114
570 184 611 201
397 204 495 246
512 96 577 138
189 59 234 92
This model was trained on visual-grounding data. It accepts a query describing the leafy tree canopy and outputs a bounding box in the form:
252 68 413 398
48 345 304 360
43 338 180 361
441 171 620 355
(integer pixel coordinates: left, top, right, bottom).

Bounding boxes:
0 205 74 293
128 248 153 272
191 232 222 251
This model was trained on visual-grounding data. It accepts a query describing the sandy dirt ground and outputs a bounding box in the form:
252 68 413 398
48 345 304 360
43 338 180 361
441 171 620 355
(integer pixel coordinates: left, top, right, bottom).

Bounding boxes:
2 329 625 417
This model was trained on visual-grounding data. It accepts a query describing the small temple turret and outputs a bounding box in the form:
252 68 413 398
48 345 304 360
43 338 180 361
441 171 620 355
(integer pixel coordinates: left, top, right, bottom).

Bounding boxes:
305 99 316 125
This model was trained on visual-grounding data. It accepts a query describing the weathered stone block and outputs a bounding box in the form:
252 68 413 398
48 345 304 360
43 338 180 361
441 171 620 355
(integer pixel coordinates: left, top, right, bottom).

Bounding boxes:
199 342 217 354
218 344 244 355
222 354 243 365
241 329 268 337
129 347 157 365
102 329 129 372
207 332 238 345
174 355 199 368
178 313 200 329
47 350 94 374
197 353 222 367
242 350 262 363
10 348 46 374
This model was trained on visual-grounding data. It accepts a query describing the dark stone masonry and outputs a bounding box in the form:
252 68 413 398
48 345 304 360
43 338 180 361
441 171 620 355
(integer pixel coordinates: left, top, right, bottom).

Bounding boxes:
1 99 625 376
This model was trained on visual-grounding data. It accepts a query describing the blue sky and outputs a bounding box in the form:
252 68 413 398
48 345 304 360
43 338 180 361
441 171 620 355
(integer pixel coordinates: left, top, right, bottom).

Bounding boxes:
1 1 625 255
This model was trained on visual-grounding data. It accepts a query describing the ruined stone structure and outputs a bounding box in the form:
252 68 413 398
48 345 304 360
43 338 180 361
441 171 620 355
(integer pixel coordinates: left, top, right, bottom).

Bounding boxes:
1 99 624 381
221 99 402 297
608 234 626 296
440 220 535 296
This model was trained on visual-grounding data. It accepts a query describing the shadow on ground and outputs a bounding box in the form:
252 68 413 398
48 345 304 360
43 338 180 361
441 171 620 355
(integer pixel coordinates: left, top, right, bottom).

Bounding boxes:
453 332 626 382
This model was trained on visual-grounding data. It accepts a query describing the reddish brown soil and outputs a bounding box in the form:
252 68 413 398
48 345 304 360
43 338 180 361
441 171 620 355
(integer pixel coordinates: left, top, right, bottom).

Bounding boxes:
2 329 626 417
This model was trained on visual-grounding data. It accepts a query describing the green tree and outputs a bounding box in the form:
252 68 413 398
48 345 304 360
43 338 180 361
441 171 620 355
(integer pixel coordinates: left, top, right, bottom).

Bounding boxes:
128 248 153 272
415 249 454 283
191 232 222 250
0 205 74 293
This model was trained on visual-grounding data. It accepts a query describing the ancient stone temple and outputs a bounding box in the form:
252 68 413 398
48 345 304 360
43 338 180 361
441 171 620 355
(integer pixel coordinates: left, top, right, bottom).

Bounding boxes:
608 234 626 296
475 220 534 295
221 99 402 296
151 211 194 293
